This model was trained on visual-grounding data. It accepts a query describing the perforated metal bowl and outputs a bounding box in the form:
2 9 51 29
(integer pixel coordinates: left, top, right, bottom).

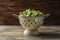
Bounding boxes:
19 16 44 31
12 14 50 35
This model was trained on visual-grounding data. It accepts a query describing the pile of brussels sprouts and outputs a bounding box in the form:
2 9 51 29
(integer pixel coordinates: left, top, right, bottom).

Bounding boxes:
19 9 44 17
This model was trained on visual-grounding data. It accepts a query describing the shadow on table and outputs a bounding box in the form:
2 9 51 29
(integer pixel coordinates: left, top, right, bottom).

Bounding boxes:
37 32 60 39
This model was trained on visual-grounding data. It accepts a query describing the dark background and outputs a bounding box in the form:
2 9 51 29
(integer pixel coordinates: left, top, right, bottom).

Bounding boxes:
0 0 60 25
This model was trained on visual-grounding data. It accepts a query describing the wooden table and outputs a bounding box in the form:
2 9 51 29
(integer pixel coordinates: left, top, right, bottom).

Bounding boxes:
0 26 60 40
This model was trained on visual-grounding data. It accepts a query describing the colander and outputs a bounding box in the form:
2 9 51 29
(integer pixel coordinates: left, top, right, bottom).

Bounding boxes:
12 14 50 35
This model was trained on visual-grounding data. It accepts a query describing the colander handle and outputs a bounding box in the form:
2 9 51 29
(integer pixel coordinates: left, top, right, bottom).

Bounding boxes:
12 14 18 18
12 14 22 26
44 14 50 19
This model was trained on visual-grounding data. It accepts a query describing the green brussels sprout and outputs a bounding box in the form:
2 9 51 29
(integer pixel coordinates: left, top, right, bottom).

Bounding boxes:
19 9 44 17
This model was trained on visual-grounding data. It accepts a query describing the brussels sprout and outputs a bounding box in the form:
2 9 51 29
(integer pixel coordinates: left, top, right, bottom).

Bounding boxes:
19 9 44 17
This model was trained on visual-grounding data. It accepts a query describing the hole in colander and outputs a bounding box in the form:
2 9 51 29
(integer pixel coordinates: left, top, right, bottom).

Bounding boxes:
31 22 32 24
33 25 35 27
35 22 37 24
28 25 30 26
24 20 25 22
33 20 35 22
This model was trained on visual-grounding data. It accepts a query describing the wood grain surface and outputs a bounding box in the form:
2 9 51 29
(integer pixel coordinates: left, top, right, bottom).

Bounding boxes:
0 26 60 36
0 26 60 40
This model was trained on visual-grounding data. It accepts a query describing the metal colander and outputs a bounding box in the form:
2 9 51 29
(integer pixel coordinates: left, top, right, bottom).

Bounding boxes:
19 16 44 31
12 14 50 31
